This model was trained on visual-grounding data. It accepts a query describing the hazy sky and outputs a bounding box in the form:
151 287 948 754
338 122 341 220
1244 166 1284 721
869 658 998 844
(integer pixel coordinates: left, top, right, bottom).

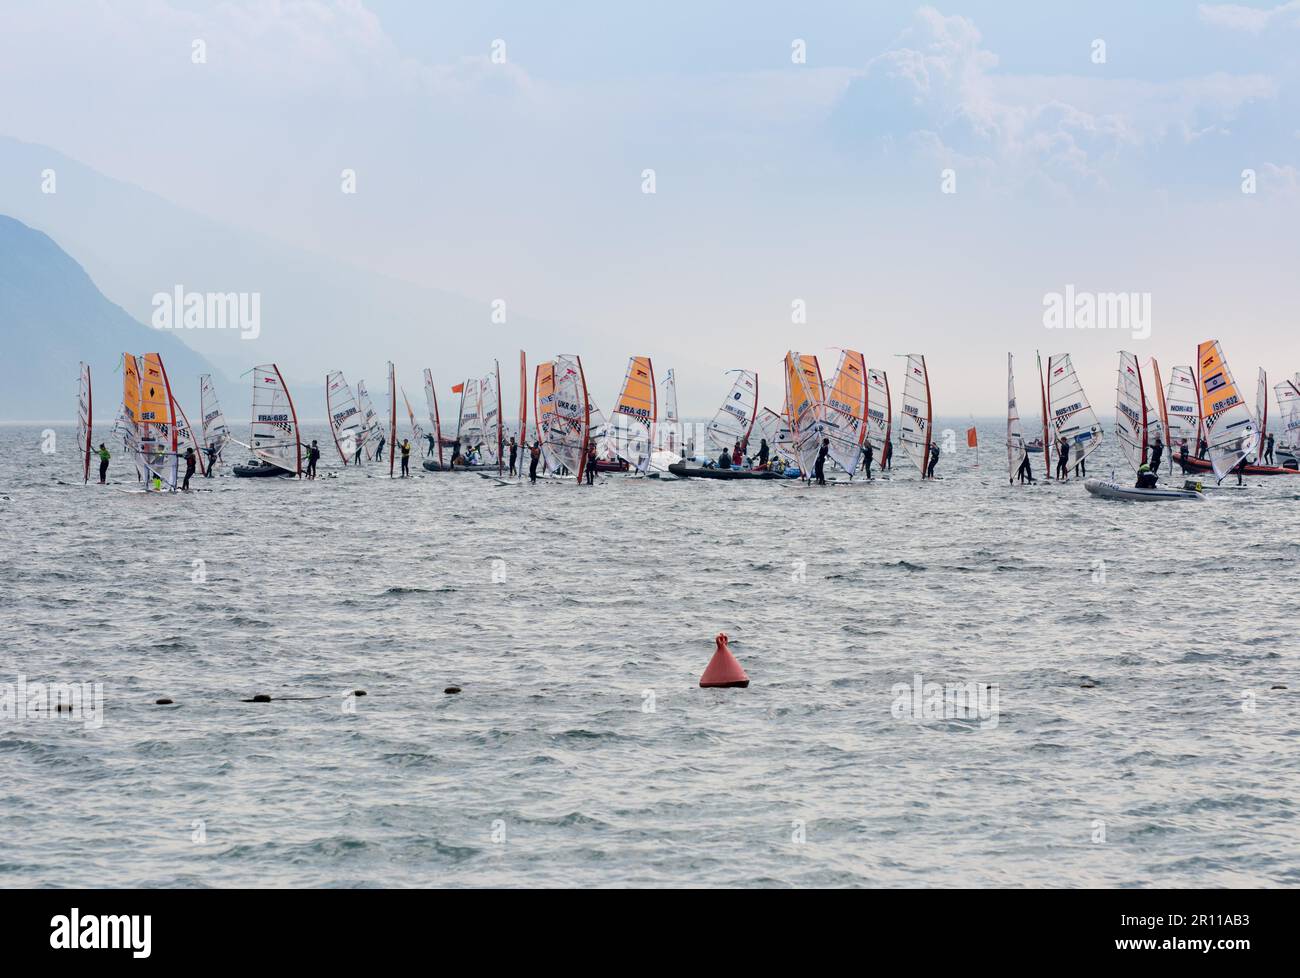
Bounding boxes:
2 0 1298 414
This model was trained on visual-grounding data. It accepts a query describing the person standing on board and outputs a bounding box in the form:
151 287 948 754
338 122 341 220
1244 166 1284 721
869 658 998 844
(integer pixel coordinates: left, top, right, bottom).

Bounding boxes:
182 447 197 491
814 438 829 485
1056 436 1070 481
97 443 110 484
400 439 411 477
1233 455 1247 486
882 438 893 471
1264 432 1275 466
757 439 770 470
1197 435 1209 460
926 441 940 479
860 440 874 479
1016 452 1034 484
424 432 436 457
585 442 598 485
1179 438 1190 471
528 441 541 483
353 438 364 465
375 433 386 462
306 440 321 479
204 440 219 475
1149 434 1164 473
508 437 519 476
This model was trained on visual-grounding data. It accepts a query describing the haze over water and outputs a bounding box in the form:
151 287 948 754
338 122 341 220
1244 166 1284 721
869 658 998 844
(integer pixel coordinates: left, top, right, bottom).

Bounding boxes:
2 422 1296 887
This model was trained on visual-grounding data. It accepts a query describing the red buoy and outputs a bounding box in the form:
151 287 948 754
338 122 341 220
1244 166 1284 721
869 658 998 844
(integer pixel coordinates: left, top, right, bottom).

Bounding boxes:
699 632 749 688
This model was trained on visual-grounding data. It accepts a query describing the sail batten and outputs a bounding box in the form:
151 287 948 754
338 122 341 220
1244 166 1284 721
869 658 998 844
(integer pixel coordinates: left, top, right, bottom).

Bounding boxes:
199 373 231 470
423 369 444 466
535 355 590 481
1047 353 1102 473
823 350 869 474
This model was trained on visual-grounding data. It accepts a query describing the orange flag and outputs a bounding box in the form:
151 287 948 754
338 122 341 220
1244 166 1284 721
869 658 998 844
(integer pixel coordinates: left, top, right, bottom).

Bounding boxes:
966 426 978 448
451 383 465 394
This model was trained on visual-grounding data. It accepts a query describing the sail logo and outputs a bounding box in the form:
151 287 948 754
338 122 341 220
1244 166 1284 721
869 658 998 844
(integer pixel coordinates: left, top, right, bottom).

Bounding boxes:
152 286 261 340
891 674 999 729
1043 285 1151 340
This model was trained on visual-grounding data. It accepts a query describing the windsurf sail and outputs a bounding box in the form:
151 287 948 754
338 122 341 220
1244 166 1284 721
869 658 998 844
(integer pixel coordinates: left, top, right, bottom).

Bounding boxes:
898 354 932 475
823 350 868 475
1036 351 1051 476
1046 353 1102 475
423 368 444 466
386 361 397 478
535 355 590 480
533 361 553 467
171 393 206 476
1274 377 1300 450
355 380 381 460
1163 365 1200 457
1115 351 1152 474
325 370 363 463
77 362 92 483
250 364 302 475
199 373 231 469
609 355 657 473
705 369 759 455
1256 368 1269 453
457 378 483 460
402 387 425 451
518 351 528 455
1007 353 1027 482
866 367 891 457
784 353 825 475
1196 340 1258 481
756 407 796 468
661 368 682 456
120 353 144 482
140 353 179 489
484 361 503 473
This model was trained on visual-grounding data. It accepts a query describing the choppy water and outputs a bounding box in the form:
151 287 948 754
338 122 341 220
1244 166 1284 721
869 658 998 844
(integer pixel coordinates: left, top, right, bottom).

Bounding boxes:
2 421 1297 887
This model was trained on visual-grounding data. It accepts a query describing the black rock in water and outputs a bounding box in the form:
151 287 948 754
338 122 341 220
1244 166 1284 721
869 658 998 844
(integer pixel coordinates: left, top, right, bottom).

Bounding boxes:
444 686 462 695
155 698 174 705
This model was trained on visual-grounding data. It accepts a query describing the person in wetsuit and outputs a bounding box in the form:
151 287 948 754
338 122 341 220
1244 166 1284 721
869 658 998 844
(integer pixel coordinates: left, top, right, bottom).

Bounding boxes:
732 441 743 467
1233 454 1247 486
426 432 437 457
1179 438 1189 470
1056 436 1070 480
375 434 386 461
354 438 364 465
182 447 197 490
400 439 411 477
882 438 893 471
861 440 874 479
1264 432 1275 466
306 440 321 479
1149 434 1164 473
758 439 770 469
926 441 940 479
1197 436 1209 460
717 448 732 470
1016 452 1034 484
529 441 541 483
586 443 598 484
814 438 829 485
97 443 110 484
508 437 519 476
1135 462 1158 489
205 440 218 475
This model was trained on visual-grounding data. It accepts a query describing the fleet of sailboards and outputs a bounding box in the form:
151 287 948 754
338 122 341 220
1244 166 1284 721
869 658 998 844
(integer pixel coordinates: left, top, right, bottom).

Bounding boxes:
78 339 1299 492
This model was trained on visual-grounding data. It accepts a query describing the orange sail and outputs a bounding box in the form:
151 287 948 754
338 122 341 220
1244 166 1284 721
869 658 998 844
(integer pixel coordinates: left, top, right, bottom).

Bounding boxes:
610 355 656 473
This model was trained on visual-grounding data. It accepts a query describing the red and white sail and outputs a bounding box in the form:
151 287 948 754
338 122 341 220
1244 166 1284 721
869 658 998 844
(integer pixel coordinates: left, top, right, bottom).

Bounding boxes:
1046 353 1102 475
705 369 759 456
609 355 657 473
535 354 591 481
1273 376 1300 451
1196 340 1257 481
77 361 92 483
898 354 932 475
866 367 891 458
250 364 302 475
325 370 363 463
424 368 444 466
199 373 231 469
139 353 180 489
1115 351 1153 474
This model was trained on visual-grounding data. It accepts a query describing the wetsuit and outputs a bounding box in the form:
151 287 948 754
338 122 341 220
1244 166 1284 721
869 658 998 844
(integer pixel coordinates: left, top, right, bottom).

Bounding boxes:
1016 454 1033 484
1179 442 1189 470
307 444 320 478
585 450 597 484
1056 441 1070 480
814 444 828 485
182 451 196 490
1149 441 1164 472
1265 434 1275 465
354 441 363 465
882 440 892 470
1136 470 1158 489
376 436 386 461
758 442 770 468
718 450 732 470
926 443 939 479
1075 455 1086 478
861 442 874 478
400 441 411 477
98 446 110 484
205 444 217 475
508 442 518 476
1197 438 1208 460
529 445 540 483
426 433 436 457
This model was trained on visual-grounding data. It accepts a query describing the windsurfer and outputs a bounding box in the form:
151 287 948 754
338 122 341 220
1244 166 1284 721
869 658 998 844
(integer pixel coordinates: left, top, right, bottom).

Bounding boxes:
717 448 732 470
508 437 519 476
1056 437 1070 480
860 440 874 479
426 432 437 457
882 438 893 470
757 439 770 469
449 442 463 469
182 447 196 491
814 438 829 485
1149 434 1164 472
732 441 743 467
586 443 598 484
376 434 386 461
1197 436 1209 460
529 441 541 483
97 443 110 484
354 439 363 465
1016 453 1034 484
926 441 940 479
1135 463 1158 489
306 440 321 479
1264 432 1275 465
400 439 411 477
1179 439 1189 470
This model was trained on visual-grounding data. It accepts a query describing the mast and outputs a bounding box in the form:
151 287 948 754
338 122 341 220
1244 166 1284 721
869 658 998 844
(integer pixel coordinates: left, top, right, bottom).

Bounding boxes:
883 371 892 448
496 358 504 477
273 363 303 477
388 361 396 479
1038 351 1051 477
1136 355 1148 464
1151 359 1171 472
920 355 932 470
518 350 527 476
78 362 93 484
326 372 346 465
744 371 758 449
1258 368 1269 455
576 355 591 485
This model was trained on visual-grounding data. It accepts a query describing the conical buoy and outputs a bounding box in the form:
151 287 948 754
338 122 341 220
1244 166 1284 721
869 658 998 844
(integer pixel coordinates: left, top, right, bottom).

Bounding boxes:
700 633 749 688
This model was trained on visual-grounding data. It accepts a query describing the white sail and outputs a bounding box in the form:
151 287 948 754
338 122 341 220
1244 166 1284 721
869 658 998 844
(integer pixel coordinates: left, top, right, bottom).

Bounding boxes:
1115 351 1151 474
755 407 796 467
385 361 397 477
480 364 502 466
536 354 591 478
456 378 483 458
199 373 231 467
355 380 385 460
250 363 302 475
898 354 932 474
325 370 363 463
1163 365 1200 456
1256 368 1269 451
705 369 759 455
76 362 92 483
823 350 869 475
660 368 682 456
1046 353 1102 474
1006 353 1026 481
172 394 206 476
783 353 825 475
1274 378 1300 451
866 367 891 456
423 369 444 466
1196 340 1257 481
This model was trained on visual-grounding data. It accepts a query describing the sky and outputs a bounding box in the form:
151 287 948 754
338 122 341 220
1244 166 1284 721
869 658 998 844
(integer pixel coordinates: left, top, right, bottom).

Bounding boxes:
1 0 1298 415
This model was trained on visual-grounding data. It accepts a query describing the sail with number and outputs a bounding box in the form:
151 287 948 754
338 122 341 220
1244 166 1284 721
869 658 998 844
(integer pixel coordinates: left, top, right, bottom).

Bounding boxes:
1274 377 1300 451
1046 353 1102 474
120 353 144 481
822 350 868 475
660 369 681 456
866 368 891 456
484 362 503 471
1256 368 1269 452
705 369 759 455
140 353 180 489
423 369 444 466
535 355 590 480
1007 354 1026 482
1115 351 1152 474
199 374 231 468
898 354 932 475
457 378 483 457
250 364 302 475
1163 365 1200 456
1196 340 1257 481
77 362 92 483
609 355 656 473
756 407 796 468
784 352 824 475
355 380 383 460
325 370 363 463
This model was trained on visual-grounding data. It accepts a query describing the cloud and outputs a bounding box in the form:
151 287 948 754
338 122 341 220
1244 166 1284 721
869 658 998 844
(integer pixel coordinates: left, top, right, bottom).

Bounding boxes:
1197 2 1300 33
832 6 1276 194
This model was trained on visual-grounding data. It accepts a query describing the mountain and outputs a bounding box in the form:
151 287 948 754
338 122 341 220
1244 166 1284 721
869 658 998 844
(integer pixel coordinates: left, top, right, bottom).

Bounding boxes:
0 214 235 420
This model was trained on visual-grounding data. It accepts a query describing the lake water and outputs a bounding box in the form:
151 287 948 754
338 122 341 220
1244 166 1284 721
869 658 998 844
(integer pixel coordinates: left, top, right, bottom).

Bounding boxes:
1 420 1296 887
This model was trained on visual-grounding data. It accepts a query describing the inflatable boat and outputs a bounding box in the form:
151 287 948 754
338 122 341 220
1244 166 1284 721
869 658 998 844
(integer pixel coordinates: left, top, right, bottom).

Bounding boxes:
668 462 790 480
233 459 295 478
1084 478 1204 501
422 460 500 473
1176 455 1299 477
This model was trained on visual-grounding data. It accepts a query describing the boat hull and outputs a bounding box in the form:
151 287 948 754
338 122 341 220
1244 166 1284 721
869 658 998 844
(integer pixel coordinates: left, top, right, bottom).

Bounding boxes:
1176 456 1299 476
233 461 295 478
668 462 788 480
422 460 500 473
1083 478 1203 501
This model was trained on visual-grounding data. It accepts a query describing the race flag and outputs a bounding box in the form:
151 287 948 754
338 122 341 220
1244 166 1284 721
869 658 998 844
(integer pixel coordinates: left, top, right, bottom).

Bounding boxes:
451 383 465 394
966 426 978 448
